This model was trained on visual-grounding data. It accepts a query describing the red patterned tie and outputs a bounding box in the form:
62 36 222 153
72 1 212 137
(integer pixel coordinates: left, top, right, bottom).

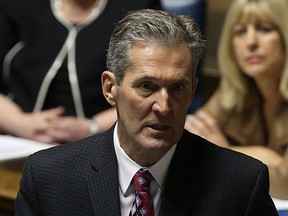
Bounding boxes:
129 169 154 216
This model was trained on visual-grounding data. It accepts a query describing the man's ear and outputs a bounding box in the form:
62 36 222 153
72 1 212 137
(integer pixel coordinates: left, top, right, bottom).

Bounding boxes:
102 71 117 106
192 77 199 93
191 77 199 100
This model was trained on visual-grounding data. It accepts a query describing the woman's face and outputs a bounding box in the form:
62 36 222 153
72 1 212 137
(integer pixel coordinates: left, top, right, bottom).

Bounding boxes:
232 18 285 81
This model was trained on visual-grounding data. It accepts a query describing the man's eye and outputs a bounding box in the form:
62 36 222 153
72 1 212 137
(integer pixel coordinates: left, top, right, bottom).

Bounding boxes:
140 81 154 90
172 83 184 91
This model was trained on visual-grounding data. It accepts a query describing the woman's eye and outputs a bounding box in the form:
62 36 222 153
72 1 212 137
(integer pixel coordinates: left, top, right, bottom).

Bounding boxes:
258 26 273 33
233 28 246 36
257 22 276 33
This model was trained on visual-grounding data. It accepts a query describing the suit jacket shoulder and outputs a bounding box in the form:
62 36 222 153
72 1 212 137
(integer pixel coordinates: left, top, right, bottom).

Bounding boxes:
159 130 278 216
15 127 121 215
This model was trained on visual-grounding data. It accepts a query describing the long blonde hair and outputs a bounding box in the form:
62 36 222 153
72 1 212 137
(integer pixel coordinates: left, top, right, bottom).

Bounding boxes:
218 0 288 110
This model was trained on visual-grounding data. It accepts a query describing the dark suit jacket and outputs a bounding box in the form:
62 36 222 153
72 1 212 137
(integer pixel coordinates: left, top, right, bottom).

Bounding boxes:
15 127 278 215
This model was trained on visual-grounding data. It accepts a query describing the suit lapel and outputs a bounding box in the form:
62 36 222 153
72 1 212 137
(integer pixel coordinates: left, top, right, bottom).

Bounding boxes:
159 130 203 216
84 128 204 215
86 127 121 216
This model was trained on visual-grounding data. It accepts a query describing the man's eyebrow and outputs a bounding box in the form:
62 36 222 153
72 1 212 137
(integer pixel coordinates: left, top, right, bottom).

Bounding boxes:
131 76 155 86
133 75 192 85
171 76 192 85
131 73 158 80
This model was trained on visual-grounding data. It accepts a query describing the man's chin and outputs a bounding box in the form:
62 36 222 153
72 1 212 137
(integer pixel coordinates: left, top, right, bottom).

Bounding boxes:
143 137 174 151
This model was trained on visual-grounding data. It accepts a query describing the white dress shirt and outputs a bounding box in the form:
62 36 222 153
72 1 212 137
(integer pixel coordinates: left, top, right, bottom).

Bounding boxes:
113 123 177 216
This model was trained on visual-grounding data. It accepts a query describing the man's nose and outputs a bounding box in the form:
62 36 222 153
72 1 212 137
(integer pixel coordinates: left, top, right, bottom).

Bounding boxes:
152 89 171 115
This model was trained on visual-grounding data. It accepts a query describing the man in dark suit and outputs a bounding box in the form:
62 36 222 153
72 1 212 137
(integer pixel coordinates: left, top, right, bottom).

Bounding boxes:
15 9 278 215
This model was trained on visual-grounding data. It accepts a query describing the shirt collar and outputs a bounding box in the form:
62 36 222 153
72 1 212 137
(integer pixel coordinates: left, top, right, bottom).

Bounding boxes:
113 122 177 196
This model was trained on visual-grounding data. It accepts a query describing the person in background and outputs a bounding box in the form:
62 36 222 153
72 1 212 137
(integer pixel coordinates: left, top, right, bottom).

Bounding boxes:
161 0 206 113
0 0 160 144
185 0 288 199
15 8 277 215
161 0 206 33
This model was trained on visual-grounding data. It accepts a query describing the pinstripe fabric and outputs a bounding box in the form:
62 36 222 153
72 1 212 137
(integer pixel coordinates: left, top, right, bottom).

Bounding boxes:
15 127 278 215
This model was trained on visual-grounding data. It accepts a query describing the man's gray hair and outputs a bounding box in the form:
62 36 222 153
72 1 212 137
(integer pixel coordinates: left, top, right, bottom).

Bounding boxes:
106 9 206 84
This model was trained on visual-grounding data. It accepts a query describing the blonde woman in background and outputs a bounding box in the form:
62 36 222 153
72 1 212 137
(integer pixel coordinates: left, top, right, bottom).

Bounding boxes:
185 0 288 199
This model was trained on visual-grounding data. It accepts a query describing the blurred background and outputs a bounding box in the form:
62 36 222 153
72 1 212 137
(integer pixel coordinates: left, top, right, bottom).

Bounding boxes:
200 0 231 101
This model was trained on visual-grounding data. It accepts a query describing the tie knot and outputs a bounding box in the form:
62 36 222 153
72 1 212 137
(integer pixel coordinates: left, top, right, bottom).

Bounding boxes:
133 168 153 192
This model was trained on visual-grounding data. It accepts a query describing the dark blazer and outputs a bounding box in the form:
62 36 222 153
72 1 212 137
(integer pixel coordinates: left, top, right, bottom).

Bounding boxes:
15 127 278 215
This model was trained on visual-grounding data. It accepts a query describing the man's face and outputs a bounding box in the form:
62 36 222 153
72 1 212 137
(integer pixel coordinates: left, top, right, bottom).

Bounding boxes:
103 41 198 166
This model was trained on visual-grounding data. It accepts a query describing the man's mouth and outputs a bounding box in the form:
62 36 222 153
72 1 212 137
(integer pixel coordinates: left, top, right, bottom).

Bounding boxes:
149 125 169 131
